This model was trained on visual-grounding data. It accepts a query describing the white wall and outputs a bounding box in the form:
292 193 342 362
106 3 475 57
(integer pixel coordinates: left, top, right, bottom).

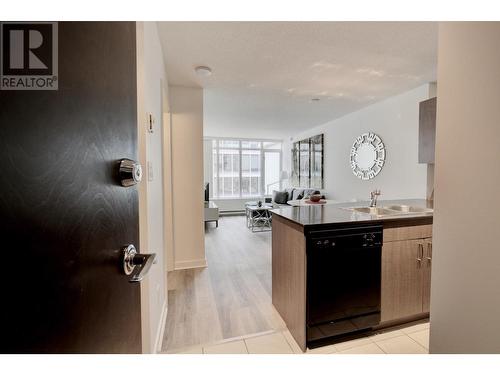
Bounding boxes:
136 21 168 354
288 84 432 202
170 86 206 269
282 137 293 182
429 23 500 353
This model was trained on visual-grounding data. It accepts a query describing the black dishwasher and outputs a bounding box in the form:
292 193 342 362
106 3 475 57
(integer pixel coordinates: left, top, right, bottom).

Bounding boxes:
306 225 382 348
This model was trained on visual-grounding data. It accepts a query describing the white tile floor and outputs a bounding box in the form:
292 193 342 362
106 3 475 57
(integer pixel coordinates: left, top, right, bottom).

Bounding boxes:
170 321 430 354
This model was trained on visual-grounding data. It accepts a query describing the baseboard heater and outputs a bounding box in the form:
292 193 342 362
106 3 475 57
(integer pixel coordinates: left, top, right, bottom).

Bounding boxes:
219 210 245 216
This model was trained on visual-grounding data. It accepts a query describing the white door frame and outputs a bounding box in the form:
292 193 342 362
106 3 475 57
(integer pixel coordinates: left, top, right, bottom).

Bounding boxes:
163 108 175 273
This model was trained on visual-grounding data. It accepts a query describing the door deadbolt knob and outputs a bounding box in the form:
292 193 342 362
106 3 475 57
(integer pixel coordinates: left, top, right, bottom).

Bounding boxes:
119 158 142 187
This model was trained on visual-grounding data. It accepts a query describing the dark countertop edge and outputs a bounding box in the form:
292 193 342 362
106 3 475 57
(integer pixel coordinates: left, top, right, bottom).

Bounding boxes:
302 215 433 231
272 212 433 235
270 199 434 229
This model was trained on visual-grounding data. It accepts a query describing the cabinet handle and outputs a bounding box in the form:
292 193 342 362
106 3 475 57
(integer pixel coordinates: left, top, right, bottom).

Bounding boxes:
426 242 432 266
417 242 423 268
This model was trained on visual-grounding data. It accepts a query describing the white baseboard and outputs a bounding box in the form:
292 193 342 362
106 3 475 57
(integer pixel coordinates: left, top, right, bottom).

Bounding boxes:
174 258 208 270
154 300 168 354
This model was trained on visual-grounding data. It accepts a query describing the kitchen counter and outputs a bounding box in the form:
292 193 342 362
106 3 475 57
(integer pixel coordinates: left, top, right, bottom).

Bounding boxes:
271 198 433 229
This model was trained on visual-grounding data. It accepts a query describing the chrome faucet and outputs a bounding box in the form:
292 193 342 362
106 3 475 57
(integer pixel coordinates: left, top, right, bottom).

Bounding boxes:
370 189 381 207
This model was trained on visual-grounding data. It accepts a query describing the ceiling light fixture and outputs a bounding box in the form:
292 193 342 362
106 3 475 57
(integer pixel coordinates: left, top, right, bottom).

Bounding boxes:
194 66 212 77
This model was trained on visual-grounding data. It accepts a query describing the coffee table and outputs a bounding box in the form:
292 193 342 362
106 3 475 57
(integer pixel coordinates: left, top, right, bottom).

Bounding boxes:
245 204 273 232
287 199 339 206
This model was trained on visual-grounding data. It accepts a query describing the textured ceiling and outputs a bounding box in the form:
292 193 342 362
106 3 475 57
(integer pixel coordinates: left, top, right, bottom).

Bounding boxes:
157 22 438 139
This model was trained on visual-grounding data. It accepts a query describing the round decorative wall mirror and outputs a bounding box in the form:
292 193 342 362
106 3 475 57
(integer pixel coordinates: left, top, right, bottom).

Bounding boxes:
350 132 386 180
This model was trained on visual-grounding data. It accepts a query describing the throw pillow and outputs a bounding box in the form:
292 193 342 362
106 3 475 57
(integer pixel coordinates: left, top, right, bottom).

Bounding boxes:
272 190 289 204
291 189 304 200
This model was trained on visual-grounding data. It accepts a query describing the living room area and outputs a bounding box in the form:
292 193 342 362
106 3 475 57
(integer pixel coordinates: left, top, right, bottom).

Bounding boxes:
203 136 326 231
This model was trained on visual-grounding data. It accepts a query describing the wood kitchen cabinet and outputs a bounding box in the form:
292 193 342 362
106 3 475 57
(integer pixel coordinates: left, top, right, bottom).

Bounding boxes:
381 224 433 322
381 239 423 321
419 97 437 163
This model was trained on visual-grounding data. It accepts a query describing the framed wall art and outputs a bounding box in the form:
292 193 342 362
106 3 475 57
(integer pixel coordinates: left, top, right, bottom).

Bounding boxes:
291 134 324 188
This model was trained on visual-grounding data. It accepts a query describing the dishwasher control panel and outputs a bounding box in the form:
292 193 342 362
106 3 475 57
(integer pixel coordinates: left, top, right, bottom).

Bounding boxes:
314 238 336 249
308 226 383 250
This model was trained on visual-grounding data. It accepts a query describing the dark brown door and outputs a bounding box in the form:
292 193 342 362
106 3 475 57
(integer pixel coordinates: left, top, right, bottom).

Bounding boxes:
0 22 141 353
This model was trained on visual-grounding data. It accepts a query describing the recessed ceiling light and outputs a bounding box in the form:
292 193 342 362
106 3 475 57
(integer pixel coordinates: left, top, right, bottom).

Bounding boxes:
194 66 212 77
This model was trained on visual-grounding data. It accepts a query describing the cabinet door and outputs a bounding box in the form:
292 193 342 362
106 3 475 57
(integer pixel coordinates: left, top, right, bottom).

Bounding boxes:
381 239 424 322
422 238 432 313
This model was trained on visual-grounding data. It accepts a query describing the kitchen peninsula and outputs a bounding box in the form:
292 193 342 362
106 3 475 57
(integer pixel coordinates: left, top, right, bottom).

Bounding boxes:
271 199 433 351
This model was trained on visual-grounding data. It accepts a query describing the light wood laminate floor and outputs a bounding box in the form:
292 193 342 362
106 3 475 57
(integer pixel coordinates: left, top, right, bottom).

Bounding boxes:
161 215 286 352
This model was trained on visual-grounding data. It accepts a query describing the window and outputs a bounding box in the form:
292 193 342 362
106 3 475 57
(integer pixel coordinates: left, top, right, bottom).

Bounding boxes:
241 149 260 196
210 138 282 198
218 149 239 197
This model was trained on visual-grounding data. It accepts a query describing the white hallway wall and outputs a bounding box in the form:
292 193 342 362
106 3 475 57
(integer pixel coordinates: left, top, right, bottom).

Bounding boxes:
137 21 168 354
170 86 206 269
288 84 433 202
430 22 500 353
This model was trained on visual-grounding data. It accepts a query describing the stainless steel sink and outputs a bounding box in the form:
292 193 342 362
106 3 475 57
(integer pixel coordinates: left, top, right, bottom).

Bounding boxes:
383 204 433 214
345 204 433 217
349 207 399 216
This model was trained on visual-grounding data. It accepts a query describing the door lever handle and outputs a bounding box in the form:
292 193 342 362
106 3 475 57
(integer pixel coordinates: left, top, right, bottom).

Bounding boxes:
130 253 156 282
122 244 156 283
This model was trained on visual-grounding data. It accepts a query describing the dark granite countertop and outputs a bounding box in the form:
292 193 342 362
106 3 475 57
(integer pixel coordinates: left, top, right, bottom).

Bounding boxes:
270 199 433 228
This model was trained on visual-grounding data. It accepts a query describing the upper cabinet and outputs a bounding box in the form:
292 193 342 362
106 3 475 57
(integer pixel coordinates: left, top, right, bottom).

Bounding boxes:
418 97 437 163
